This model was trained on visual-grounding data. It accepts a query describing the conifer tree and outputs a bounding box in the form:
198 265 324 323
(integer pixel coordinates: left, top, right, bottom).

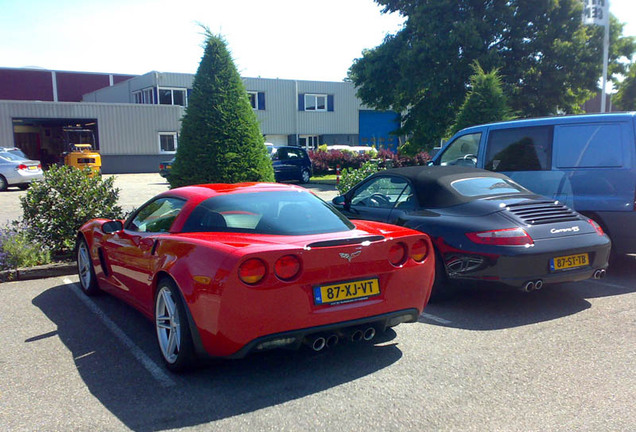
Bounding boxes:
169 30 274 188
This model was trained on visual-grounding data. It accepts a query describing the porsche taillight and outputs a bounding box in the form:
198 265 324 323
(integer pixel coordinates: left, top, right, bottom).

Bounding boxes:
466 228 534 246
411 239 429 262
274 254 301 281
587 218 604 236
389 242 408 266
238 258 267 285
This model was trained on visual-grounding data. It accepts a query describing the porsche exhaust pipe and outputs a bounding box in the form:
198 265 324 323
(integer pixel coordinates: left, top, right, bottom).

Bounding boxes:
523 281 535 292
593 269 606 279
534 280 543 290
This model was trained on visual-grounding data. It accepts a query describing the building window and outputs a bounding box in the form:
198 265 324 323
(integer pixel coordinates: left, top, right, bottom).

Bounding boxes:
299 135 320 150
159 133 178 153
247 91 265 110
158 88 187 106
133 88 155 104
304 94 327 111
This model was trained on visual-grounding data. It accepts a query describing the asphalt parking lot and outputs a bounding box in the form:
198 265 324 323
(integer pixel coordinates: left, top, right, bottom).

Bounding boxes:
0 173 634 430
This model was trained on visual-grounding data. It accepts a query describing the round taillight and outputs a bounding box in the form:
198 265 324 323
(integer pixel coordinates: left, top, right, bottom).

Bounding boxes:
411 239 428 262
238 258 267 285
274 254 302 281
388 242 407 266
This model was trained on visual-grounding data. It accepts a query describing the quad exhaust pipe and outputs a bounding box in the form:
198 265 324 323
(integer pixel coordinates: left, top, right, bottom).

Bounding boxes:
306 326 377 351
593 269 606 279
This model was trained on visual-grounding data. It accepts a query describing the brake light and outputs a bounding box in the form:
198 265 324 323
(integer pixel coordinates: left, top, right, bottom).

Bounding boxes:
587 219 604 236
466 228 534 246
37 163 41 169
238 258 267 284
389 242 408 266
17 164 28 170
274 254 301 281
411 239 429 262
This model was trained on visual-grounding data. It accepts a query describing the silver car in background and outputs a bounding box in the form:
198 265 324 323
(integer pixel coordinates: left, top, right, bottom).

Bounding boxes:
0 151 44 191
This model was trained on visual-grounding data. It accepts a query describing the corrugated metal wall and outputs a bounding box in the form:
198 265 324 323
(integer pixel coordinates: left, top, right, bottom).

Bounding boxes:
0 100 183 155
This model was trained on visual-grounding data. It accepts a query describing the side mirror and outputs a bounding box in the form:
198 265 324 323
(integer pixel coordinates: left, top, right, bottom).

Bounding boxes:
102 220 123 234
332 196 346 206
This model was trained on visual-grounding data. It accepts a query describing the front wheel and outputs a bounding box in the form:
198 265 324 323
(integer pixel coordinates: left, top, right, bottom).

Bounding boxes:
155 279 195 372
76 237 100 296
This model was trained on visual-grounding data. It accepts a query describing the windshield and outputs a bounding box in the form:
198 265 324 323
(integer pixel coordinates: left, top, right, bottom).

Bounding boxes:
450 177 527 197
181 190 355 235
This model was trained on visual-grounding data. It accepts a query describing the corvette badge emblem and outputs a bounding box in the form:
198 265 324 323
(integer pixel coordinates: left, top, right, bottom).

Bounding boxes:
339 251 361 262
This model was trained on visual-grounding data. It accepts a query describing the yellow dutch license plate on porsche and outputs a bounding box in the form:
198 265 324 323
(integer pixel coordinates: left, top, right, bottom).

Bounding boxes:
314 278 380 305
550 253 589 271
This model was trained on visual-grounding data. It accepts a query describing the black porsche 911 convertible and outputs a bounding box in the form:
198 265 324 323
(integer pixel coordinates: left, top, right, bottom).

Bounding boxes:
332 166 611 298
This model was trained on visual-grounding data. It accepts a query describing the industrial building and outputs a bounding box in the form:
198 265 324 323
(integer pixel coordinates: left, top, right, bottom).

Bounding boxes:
0 67 401 173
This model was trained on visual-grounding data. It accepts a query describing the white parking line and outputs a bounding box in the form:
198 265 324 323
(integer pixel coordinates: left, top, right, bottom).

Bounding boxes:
579 279 627 290
63 278 176 387
419 312 452 325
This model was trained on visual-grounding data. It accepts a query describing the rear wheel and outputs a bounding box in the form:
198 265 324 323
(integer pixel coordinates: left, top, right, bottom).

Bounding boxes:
300 168 311 184
0 175 7 192
76 237 100 296
18 183 29 190
155 279 195 372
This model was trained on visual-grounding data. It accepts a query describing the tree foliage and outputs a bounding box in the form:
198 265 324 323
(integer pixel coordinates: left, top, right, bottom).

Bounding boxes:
349 0 635 152
613 64 636 111
169 30 274 188
448 62 512 136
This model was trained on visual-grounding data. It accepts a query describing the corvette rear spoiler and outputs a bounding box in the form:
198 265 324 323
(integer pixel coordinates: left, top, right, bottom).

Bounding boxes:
306 235 385 248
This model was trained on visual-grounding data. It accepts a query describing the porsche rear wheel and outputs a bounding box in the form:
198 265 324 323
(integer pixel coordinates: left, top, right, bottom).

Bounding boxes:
429 249 453 302
155 279 195 372
76 237 100 296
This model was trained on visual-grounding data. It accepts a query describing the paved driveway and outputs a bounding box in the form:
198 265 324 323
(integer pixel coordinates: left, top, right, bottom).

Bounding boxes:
0 174 339 226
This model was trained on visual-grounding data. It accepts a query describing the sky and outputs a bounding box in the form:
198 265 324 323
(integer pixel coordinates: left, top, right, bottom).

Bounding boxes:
0 0 635 83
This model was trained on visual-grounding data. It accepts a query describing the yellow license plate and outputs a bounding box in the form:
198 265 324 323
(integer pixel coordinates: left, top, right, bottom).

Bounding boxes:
167 165 172 169
28 165 37 170
550 253 589 271
314 278 380 305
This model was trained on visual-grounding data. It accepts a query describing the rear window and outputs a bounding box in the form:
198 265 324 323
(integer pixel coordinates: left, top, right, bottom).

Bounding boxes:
181 190 354 235
451 177 527 197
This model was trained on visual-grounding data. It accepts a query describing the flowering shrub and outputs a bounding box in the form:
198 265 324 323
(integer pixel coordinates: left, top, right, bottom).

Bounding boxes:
0 222 51 271
309 148 431 175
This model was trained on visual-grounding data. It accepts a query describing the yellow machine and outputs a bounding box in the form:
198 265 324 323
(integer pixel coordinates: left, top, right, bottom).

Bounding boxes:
62 128 101 176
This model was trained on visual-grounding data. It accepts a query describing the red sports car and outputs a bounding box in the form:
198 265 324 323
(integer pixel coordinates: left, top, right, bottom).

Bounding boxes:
76 183 434 372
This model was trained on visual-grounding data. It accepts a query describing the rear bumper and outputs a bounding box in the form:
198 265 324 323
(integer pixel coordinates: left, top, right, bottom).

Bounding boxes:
5 169 43 186
225 309 419 359
443 235 611 288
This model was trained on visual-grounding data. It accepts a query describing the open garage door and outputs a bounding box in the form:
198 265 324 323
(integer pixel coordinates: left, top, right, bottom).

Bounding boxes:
12 118 98 167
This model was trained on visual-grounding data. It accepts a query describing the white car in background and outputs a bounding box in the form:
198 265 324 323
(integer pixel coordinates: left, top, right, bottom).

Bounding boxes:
0 151 44 191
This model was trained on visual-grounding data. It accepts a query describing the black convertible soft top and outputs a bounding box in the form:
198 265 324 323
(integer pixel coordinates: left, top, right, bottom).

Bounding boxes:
371 165 532 208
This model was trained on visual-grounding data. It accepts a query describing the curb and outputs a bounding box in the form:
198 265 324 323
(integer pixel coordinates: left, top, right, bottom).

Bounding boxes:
0 262 76 283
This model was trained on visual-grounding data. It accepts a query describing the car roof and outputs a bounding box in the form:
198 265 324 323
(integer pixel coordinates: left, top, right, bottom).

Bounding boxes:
161 182 307 200
371 165 530 207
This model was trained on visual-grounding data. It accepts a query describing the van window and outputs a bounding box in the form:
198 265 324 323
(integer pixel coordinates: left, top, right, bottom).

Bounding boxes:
439 133 481 166
554 124 622 168
485 126 553 171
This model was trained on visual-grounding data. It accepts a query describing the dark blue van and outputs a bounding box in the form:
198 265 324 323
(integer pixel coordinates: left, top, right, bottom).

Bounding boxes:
431 112 636 256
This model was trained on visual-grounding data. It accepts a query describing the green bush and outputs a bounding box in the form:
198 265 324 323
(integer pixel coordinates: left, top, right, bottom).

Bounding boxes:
336 161 382 195
20 165 124 255
0 222 51 271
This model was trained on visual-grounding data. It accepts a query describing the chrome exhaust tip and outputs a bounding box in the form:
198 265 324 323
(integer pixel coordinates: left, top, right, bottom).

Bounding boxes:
534 280 543 290
363 327 376 341
593 269 607 279
351 329 364 342
523 281 535 292
306 335 326 352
